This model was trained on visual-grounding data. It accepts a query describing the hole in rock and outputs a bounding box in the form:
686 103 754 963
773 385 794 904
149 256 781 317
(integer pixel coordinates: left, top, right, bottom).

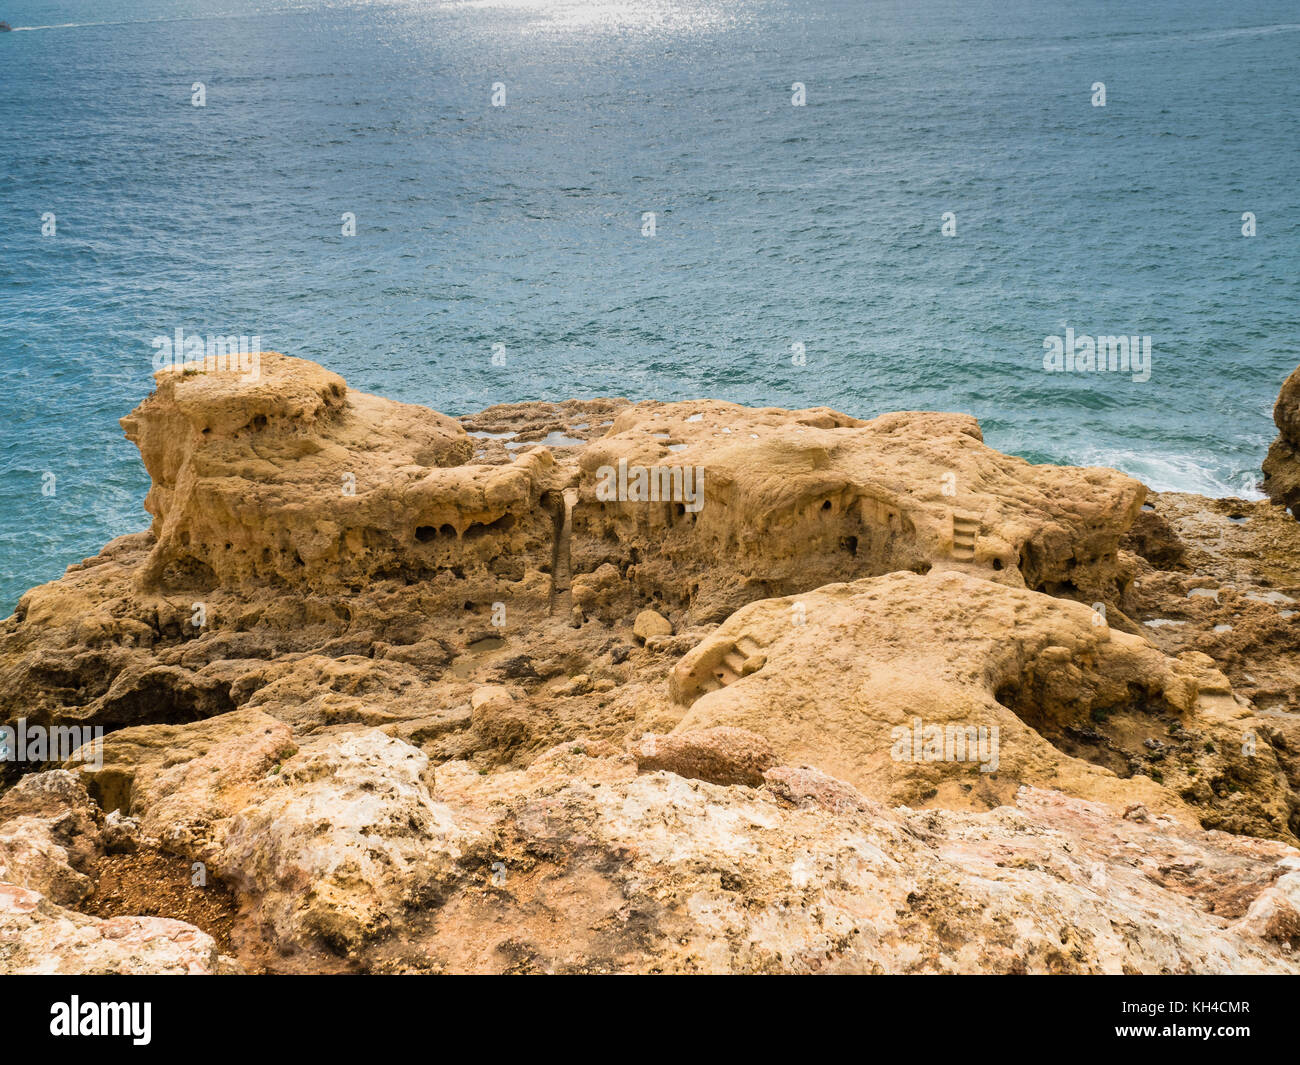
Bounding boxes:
994 677 1171 781
159 555 218 593
1040 579 1081 599
464 514 515 539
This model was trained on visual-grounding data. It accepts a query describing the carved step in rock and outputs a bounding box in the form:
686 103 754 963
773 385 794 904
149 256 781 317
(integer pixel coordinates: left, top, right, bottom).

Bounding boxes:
952 511 980 561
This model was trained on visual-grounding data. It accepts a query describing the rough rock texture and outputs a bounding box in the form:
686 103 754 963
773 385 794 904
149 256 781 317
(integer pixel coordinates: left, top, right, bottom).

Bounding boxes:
635 726 776 786
67 707 293 818
0 769 238 973
55 727 1300 974
1115 489 1300 842
0 771 103 905
1263 364 1300 515
0 883 234 975
665 569 1295 842
10 716 1291 974
209 732 467 966
426 762 1300 973
122 353 565 592
632 609 673 642
0 352 1298 973
573 402 1145 623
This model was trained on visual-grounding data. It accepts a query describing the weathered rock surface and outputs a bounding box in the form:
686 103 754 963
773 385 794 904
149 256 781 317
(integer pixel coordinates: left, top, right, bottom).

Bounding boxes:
425 762 1299 973
0 352 1297 973
1117 489 1300 841
632 609 673 642
121 353 566 592
0 770 238 973
211 732 469 967
635 726 776 786
0 880 235 974
69 707 293 818
0 771 103 906
1263 364 1300 516
574 401 1145 623
72 726 1300 973
665 569 1296 841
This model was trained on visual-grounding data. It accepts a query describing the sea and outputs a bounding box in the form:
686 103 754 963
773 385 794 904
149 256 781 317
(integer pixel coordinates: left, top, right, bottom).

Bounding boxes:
1 0 1298 613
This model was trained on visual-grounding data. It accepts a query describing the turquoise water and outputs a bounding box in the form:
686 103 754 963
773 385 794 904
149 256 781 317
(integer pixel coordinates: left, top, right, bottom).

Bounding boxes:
1 0 1298 613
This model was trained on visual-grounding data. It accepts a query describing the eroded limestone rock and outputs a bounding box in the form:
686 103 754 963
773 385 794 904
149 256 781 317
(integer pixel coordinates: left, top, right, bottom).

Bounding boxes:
120 353 569 593
0 882 235 975
68 723 1300 973
0 352 1297 974
666 569 1295 842
1264 364 1300 516
634 726 775 786
0 771 103 906
573 401 1145 622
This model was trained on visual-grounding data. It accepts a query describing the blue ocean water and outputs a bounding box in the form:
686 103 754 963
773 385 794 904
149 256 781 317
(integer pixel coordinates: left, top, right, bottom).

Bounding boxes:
1 0 1298 614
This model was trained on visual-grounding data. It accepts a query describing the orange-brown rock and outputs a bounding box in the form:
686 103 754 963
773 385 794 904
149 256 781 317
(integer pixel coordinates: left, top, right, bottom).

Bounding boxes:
573 401 1145 623
1263 364 1300 516
36 727 1300 974
665 569 1295 841
122 353 564 592
0 352 1298 974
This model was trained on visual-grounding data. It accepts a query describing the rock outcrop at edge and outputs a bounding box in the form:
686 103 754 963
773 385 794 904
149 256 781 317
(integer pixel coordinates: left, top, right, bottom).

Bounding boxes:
0 352 1297 973
1264 364 1300 516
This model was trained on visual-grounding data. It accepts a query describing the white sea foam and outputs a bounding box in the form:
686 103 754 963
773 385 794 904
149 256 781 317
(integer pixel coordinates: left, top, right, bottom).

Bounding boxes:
1070 448 1266 500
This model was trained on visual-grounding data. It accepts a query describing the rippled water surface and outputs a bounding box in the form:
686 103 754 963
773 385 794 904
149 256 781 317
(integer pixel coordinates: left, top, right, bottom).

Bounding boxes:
1 0 1298 611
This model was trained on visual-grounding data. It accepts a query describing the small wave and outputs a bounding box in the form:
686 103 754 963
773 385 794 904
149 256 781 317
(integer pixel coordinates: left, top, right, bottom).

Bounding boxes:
1070 447 1265 499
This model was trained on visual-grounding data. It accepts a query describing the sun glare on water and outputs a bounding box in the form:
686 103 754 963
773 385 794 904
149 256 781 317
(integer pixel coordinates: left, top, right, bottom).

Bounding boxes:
446 0 741 34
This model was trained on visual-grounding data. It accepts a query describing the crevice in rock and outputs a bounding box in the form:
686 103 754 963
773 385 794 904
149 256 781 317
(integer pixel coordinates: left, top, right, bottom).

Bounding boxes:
548 488 577 617
994 678 1173 780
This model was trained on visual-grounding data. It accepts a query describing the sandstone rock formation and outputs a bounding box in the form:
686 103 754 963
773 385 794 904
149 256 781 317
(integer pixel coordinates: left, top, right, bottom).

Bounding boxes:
0 352 1297 974
634 726 776 786
121 353 560 592
33 736 1300 973
666 569 1295 840
0 770 238 973
573 402 1144 623
0 771 102 906
1264 364 1300 516
0 884 235 976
